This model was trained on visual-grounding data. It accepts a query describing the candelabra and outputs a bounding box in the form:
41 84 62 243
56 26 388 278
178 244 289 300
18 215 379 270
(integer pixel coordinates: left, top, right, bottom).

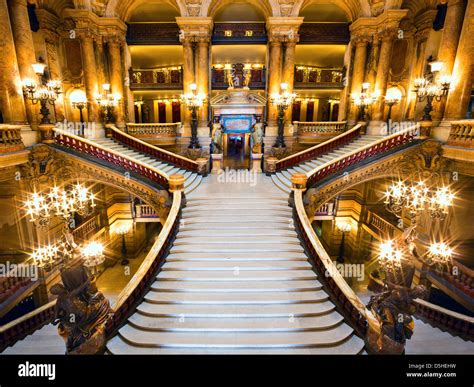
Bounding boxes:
115 223 132 265
384 87 402 127
384 181 454 222
351 82 377 122
81 241 105 274
22 63 62 124
70 89 88 136
25 184 96 228
95 83 121 124
271 82 297 148
413 59 451 121
180 83 205 149
336 221 352 264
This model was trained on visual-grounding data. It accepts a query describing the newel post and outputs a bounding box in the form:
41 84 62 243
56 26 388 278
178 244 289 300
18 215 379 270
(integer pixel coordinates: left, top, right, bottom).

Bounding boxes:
289 172 307 208
169 173 186 207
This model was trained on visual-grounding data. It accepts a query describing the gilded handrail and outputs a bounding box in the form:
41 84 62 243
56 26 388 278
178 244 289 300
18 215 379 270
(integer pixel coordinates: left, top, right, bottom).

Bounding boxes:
53 127 170 182
109 125 198 170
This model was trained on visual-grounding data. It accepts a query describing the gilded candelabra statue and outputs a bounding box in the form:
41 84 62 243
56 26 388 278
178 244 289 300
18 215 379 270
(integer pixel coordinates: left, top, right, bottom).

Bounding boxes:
210 117 223 154
250 116 264 154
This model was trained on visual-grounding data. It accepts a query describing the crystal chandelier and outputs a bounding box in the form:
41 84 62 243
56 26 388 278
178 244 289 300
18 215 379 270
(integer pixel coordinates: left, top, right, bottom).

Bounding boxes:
427 242 453 268
25 184 96 227
81 241 105 268
378 240 404 271
384 181 454 221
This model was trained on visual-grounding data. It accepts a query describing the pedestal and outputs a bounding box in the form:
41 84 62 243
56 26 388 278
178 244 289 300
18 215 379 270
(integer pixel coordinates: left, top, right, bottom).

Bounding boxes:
211 153 223 174
38 124 55 144
186 148 203 160
419 121 433 139
196 157 209 175
251 153 263 173
265 156 278 174
271 146 287 160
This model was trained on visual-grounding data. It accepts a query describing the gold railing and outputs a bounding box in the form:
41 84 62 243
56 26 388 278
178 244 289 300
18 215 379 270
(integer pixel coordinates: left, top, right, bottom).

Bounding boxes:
0 125 25 153
135 204 157 218
294 121 347 144
293 189 381 337
447 120 474 148
366 211 398 238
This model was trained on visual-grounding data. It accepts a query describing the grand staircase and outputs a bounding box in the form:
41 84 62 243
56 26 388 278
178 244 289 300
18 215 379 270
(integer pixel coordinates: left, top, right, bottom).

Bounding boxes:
272 135 381 193
107 175 366 354
92 138 203 195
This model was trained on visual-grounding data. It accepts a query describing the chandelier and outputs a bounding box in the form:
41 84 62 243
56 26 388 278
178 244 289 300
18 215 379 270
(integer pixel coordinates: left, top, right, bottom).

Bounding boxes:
270 82 297 110
378 240 404 271
25 184 96 227
81 241 105 268
427 242 453 268
384 181 454 221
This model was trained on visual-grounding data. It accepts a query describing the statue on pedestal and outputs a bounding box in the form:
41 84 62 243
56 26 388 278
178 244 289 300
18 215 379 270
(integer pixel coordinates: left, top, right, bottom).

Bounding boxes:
211 117 223 154
250 116 264 154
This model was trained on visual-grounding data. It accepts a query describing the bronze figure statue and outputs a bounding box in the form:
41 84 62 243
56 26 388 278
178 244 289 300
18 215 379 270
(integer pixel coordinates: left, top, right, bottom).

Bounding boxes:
211 117 223 154
250 117 264 154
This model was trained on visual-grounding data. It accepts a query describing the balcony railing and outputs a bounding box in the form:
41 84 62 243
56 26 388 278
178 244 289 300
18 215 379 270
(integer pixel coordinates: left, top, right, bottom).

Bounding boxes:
294 66 344 89
446 120 474 148
294 121 347 144
126 123 182 146
130 67 183 90
0 125 25 153
211 65 266 90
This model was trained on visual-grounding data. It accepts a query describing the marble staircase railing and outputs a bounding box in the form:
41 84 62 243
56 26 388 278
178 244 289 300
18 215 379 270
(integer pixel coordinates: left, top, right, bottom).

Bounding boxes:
54 128 170 189
293 189 382 343
306 124 419 188
275 124 363 171
294 121 347 144
0 125 25 154
446 120 474 148
109 125 201 173
126 123 182 145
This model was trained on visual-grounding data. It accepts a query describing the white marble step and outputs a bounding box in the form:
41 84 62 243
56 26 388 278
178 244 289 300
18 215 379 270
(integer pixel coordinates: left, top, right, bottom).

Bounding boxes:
2 324 65 355
116 321 353 348
179 216 293 224
107 333 364 354
181 208 292 217
166 252 307 260
151 279 322 292
177 229 296 237
178 223 295 231
144 289 327 304
137 300 335 318
156 270 315 281
170 245 305 254
173 236 299 245
184 175 202 194
162 260 312 271
127 312 343 332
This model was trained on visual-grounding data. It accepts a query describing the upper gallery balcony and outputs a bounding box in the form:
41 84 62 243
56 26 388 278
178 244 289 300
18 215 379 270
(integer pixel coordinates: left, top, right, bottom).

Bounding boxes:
130 66 183 90
294 66 344 89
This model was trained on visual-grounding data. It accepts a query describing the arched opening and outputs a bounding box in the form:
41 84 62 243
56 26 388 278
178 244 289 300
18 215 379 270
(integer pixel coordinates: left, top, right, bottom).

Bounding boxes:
206 0 272 19
300 2 349 22
128 2 180 22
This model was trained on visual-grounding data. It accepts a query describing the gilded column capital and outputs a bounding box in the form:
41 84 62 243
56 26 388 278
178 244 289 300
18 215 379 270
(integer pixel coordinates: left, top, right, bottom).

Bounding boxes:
376 26 399 42
266 16 303 44
351 31 372 46
176 17 213 43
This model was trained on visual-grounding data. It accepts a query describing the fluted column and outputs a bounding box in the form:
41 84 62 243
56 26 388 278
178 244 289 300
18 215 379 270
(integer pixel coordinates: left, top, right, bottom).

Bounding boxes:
197 37 210 126
372 28 397 121
348 34 370 122
0 0 27 124
80 35 100 123
108 39 126 127
8 0 38 127
443 0 473 121
267 39 282 126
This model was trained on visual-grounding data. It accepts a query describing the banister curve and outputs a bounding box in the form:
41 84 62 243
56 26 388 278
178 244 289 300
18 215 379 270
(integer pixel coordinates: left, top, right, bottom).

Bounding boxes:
294 189 381 337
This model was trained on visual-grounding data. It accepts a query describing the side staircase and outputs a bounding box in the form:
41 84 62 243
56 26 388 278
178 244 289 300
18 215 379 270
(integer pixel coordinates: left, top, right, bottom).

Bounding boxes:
272 135 381 193
92 138 202 195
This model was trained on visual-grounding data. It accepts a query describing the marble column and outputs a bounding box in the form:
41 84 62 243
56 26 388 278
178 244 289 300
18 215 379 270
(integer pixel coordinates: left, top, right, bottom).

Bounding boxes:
0 0 27 124
8 0 38 127
181 39 195 134
348 35 370 122
282 41 297 123
435 0 473 119
108 39 126 127
80 35 100 123
197 37 210 126
372 29 397 122
267 39 282 126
